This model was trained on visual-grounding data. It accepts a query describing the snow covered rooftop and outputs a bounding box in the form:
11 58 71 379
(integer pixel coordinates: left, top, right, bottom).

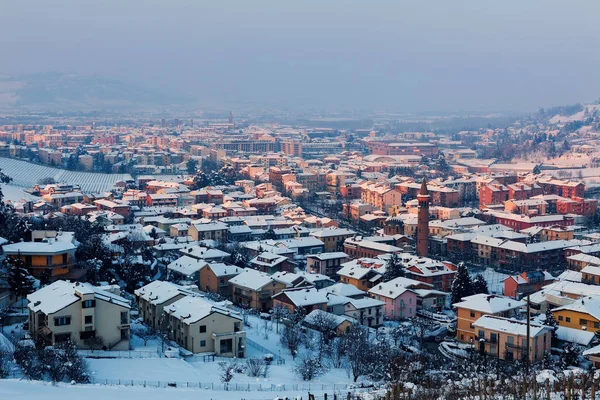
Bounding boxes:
28 280 130 315
453 294 525 314
3 240 76 255
165 296 240 325
323 283 366 298
167 255 208 276
134 281 194 305
228 268 274 291
303 309 357 328
275 287 329 307
206 262 243 277
472 315 551 337
554 297 600 321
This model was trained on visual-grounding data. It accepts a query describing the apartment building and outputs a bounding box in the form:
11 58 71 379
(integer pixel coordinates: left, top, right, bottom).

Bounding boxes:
472 316 552 363
360 181 402 212
134 281 194 330
453 294 525 344
28 281 131 350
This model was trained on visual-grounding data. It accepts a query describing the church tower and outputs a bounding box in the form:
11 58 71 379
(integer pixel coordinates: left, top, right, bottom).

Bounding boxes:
417 177 430 257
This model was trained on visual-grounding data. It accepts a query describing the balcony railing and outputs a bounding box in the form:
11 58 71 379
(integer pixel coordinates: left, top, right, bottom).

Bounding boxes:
505 342 527 351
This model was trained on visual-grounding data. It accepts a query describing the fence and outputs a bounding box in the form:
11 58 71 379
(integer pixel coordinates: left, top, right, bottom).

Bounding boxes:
78 349 162 359
245 338 286 365
88 377 350 392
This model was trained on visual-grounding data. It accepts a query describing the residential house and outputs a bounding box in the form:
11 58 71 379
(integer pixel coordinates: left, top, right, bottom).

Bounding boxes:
303 309 355 336
306 252 349 278
368 278 418 320
28 281 131 350
404 259 457 292
310 229 356 252
3 238 77 280
229 268 288 311
164 296 245 357
249 252 294 274
504 271 555 299
337 258 386 292
272 287 329 315
167 255 208 282
344 297 385 328
199 263 243 297
188 221 229 242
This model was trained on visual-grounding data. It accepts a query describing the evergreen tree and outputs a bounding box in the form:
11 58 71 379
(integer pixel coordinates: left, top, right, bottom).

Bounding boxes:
382 253 404 282
450 262 474 305
533 165 541 175
186 158 198 175
5 254 35 312
472 273 489 294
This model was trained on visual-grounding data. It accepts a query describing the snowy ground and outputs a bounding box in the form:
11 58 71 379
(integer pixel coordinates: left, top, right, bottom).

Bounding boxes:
470 268 508 295
0 379 320 400
0 157 133 193
0 184 39 202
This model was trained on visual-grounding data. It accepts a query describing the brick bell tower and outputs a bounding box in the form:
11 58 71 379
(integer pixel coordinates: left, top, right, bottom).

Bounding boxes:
416 176 430 257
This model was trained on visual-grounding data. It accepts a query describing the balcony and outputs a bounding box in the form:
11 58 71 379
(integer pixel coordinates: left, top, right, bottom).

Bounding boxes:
505 342 527 351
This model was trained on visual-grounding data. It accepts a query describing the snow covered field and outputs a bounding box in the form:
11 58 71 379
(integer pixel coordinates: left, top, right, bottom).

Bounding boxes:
0 379 317 400
0 157 132 193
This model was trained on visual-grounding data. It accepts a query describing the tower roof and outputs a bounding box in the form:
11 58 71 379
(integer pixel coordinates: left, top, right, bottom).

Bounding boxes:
419 177 428 196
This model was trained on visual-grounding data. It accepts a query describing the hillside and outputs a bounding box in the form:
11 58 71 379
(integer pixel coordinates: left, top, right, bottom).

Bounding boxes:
0 72 193 111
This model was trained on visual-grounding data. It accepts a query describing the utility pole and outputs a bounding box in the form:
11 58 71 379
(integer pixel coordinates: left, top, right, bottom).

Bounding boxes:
526 294 531 376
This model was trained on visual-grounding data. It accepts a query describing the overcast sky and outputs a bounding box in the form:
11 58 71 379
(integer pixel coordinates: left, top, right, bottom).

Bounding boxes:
1 0 599 113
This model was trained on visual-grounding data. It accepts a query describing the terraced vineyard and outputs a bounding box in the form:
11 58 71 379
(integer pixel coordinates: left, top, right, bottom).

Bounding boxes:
0 157 133 193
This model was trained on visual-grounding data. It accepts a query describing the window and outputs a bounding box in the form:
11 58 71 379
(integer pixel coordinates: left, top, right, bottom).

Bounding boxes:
84 315 93 324
490 333 497 343
46 255 53 266
82 300 96 309
566 317 571 323
478 330 484 339
470 312 476 318
54 316 71 326
121 311 128 325
199 325 207 333
220 338 233 354
558 316 563 321
580 319 587 326
200 340 206 347
507 336 514 345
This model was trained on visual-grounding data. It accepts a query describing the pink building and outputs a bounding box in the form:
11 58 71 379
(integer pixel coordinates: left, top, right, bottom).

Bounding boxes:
368 279 418 320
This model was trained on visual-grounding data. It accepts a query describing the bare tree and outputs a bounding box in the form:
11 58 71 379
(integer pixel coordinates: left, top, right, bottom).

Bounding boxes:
245 358 269 377
83 336 104 352
294 352 327 381
132 324 156 346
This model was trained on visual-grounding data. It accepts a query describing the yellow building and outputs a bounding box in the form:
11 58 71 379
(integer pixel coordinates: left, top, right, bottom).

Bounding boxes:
553 297 600 332
453 294 525 344
28 281 131 350
3 239 77 279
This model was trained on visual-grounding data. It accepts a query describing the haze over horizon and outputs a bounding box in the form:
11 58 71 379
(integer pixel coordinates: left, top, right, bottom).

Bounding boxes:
1 0 600 114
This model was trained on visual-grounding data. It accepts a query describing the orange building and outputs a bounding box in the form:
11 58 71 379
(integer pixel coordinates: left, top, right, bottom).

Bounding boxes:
453 294 525 344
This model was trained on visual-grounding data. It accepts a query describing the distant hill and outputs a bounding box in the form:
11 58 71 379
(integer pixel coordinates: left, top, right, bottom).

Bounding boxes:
0 72 193 111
